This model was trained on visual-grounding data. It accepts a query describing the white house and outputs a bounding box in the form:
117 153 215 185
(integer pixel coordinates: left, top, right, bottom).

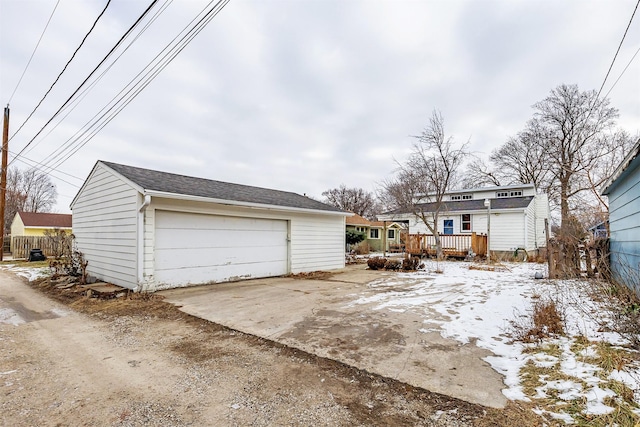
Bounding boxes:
378 184 549 255
71 161 349 291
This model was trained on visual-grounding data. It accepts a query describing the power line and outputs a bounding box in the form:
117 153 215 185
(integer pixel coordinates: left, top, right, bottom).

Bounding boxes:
9 0 162 166
596 0 639 100
8 150 85 182
9 0 112 142
3 156 81 189
40 0 230 173
31 0 175 168
603 46 640 99
6 0 61 104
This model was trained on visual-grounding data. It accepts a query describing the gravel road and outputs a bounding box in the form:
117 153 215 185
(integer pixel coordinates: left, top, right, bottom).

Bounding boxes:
0 269 539 426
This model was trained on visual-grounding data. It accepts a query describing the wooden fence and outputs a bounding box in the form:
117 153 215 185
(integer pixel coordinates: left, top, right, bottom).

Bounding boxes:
406 232 487 258
10 236 61 259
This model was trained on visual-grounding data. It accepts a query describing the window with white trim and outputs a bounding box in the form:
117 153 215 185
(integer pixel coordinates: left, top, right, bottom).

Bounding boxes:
461 214 471 232
370 229 379 239
497 190 523 198
388 229 395 239
451 194 472 201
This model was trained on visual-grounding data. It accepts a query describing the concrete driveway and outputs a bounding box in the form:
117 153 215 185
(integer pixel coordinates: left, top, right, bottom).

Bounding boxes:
159 264 507 408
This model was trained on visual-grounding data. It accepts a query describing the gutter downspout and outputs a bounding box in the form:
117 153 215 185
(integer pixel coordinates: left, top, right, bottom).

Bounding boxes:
136 194 151 292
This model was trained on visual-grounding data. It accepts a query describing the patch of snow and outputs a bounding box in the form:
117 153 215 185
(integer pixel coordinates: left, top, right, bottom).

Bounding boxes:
583 386 616 415
346 260 640 421
0 264 50 282
0 308 25 326
532 407 575 424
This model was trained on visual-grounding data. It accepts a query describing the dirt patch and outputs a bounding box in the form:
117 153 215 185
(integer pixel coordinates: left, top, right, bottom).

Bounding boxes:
0 272 546 426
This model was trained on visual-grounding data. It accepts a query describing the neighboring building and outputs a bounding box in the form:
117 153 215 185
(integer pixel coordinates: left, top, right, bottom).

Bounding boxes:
10 212 72 254
378 183 549 255
587 221 609 241
345 213 405 252
10 212 72 237
71 161 349 291
602 139 640 295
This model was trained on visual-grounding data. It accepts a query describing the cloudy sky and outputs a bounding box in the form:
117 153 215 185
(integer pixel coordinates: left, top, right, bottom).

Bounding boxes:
1 0 639 214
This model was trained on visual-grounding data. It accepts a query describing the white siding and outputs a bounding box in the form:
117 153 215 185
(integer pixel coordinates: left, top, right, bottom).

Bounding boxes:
71 165 138 289
490 212 525 251
290 214 345 273
535 194 550 248
525 200 536 252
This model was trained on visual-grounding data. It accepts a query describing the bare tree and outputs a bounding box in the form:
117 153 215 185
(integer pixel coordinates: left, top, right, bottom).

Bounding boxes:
382 110 468 259
532 84 618 228
463 120 553 192
490 121 554 192
460 157 502 188
322 185 381 219
3 167 58 231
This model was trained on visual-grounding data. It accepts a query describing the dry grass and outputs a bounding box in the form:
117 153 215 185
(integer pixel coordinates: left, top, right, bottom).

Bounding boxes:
510 297 565 343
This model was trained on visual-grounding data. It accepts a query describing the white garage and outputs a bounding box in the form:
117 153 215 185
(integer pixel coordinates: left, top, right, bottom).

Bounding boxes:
71 161 348 291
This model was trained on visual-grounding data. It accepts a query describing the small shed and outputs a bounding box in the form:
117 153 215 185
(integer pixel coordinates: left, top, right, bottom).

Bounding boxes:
71 161 348 291
602 139 640 295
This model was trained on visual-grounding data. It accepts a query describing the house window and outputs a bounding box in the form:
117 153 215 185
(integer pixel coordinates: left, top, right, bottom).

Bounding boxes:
370 229 379 239
497 190 523 198
461 214 471 231
450 194 471 201
388 229 395 239
443 219 453 235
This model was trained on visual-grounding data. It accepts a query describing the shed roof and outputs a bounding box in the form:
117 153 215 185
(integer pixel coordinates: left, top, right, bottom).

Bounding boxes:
100 161 344 213
602 139 640 195
17 212 72 228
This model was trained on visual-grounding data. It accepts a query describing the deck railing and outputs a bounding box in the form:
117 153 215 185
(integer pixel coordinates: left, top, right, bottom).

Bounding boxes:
406 232 487 257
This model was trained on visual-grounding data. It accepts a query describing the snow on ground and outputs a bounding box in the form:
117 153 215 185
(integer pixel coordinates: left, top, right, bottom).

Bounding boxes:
348 260 640 422
2 260 638 422
0 264 50 282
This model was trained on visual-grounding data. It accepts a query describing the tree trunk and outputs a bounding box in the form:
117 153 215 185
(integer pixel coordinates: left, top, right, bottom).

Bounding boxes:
434 232 443 260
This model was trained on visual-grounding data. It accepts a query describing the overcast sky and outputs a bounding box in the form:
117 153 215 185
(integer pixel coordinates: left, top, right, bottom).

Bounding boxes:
1 0 639 214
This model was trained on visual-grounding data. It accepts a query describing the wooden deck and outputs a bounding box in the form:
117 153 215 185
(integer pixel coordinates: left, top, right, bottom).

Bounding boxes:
406 233 487 258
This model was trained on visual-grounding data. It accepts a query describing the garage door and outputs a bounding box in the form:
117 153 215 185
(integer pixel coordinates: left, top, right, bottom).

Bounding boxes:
154 211 288 286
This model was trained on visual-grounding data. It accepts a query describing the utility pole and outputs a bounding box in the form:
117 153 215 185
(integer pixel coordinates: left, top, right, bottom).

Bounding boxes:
0 105 9 261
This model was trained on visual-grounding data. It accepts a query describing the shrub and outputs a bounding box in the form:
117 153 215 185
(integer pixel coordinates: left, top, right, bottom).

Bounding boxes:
367 257 387 270
346 229 366 245
402 256 420 271
511 297 565 343
384 259 402 271
354 241 370 255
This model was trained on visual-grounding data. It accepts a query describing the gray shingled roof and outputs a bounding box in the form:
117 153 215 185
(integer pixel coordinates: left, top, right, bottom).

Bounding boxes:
101 161 344 213
384 196 533 215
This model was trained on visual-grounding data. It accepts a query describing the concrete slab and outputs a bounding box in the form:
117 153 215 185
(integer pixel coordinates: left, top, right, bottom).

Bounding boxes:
159 264 507 408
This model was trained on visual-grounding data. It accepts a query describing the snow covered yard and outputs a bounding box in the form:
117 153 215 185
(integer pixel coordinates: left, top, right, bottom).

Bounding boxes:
348 260 640 424
0 263 50 282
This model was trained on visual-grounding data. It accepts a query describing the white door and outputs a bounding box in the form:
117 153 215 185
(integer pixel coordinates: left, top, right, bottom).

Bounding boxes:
154 210 288 286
